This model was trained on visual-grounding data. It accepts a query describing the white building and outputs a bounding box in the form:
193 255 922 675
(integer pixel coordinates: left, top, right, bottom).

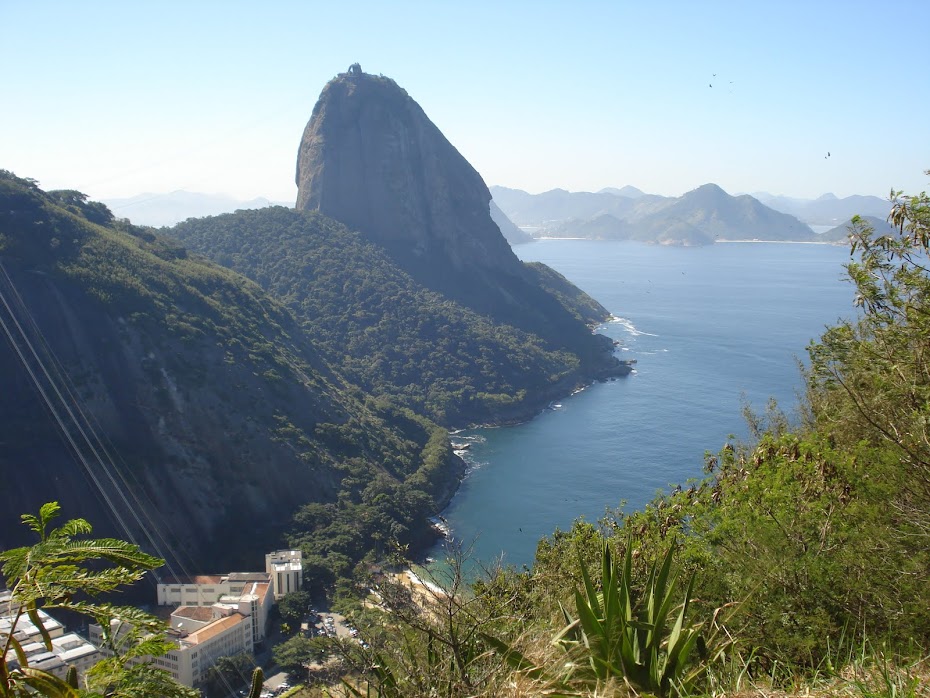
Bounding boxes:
90 605 252 688
156 572 273 644
1 590 102 683
265 549 303 600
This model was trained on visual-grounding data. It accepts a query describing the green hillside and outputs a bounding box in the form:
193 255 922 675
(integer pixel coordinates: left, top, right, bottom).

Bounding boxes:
170 207 624 426
0 171 459 577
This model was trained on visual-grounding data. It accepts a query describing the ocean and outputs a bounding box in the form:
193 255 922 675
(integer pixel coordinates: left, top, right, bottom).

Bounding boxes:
429 239 856 570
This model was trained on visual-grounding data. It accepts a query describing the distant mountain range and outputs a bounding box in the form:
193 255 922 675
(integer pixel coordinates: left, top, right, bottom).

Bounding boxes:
817 215 897 242
750 192 890 225
490 184 892 246
102 191 288 227
103 185 891 248
103 191 533 246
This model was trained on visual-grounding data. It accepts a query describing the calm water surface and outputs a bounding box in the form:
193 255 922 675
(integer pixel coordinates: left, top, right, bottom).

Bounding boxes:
430 240 855 569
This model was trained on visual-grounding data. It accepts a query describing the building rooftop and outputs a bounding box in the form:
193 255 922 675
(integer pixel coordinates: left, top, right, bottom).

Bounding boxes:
160 575 224 586
227 573 271 583
184 613 247 645
52 633 100 662
270 560 302 570
172 606 215 622
254 582 271 602
1 607 64 641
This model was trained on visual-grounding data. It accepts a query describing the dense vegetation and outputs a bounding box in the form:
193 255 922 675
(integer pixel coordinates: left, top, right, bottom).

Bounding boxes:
8 165 929 695
0 171 459 585
170 207 608 426
313 179 930 696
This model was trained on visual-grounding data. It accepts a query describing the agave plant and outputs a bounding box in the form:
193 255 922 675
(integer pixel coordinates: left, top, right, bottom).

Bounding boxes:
558 539 708 696
484 538 720 697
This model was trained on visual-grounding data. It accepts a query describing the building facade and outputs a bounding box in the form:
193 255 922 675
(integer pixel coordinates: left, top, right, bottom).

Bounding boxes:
1 591 102 684
157 572 273 644
90 606 252 688
265 549 303 600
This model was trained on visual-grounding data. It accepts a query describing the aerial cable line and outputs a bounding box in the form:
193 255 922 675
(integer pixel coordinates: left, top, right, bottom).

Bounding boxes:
0 267 247 697
0 263 183 581
0 278 137 551
0 263 199 581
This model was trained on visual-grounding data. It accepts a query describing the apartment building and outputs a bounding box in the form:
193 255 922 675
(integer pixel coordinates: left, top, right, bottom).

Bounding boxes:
157 571 273 645
265 549 303 600
1 590 102 683
90 604 252 687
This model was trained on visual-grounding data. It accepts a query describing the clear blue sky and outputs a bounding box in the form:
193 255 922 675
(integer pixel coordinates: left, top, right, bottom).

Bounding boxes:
3 0 927 202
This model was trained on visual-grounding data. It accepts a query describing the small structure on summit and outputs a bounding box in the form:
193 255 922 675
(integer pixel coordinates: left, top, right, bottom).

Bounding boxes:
348 62 362 75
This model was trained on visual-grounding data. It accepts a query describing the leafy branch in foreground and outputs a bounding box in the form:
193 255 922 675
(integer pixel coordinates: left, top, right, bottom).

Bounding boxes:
0 502 196 697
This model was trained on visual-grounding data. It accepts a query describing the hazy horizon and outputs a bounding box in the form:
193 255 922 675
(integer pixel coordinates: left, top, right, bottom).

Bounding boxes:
4 1 927 202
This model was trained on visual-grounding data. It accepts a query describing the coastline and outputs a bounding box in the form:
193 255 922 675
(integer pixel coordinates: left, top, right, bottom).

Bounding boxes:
714 239 843 245
418 308 632 562
529 236 845 246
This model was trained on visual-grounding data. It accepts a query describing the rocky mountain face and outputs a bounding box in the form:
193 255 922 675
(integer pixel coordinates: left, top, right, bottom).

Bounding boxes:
489 200 532 245
295 67 621 369
296 70 515 273
0 172 459 569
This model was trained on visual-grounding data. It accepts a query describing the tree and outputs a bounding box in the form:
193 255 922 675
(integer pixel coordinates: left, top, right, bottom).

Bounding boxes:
201 653 255 698
277 590 313 625
45 190 114 226
272 635 329 674
0 502 197 697
340 544 517 698
808 178 930 525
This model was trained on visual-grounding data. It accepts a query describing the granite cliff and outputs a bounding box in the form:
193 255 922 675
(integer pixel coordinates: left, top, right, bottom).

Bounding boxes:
294 67 623 371
296 68 515 273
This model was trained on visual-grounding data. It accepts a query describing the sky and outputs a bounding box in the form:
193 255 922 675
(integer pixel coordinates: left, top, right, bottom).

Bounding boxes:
3 1 928 203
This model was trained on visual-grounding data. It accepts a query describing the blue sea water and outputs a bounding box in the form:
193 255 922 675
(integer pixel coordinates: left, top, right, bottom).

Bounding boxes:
430 240 856 570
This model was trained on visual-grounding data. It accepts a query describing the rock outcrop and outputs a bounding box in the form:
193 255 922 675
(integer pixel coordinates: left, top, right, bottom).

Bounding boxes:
296 70 516 273
295 68 623 371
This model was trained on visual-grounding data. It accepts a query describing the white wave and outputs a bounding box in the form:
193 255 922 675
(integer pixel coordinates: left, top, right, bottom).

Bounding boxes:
609 315 658 337
406 569 446 596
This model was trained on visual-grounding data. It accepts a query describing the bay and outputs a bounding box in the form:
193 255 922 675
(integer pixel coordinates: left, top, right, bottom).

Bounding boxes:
431 240 856 570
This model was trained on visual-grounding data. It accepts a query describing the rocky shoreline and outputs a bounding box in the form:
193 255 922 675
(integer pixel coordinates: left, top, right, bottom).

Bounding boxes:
420 336 631 561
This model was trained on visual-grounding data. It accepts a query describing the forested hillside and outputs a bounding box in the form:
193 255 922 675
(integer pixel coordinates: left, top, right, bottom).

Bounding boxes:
171 207 626 426
0 171 461 576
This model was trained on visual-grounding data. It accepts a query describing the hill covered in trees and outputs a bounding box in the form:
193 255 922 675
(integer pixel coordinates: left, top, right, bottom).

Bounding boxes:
0 171 462 576
170 206 625 427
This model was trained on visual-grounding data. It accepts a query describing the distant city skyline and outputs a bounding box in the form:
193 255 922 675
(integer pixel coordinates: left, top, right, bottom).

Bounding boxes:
3 1 927 202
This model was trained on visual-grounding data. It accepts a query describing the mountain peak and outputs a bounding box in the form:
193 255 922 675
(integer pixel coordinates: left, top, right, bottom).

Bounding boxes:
295 70 515 274
682 183 730 203
599 185 646 198
691 182 728 195
294 71 622 366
